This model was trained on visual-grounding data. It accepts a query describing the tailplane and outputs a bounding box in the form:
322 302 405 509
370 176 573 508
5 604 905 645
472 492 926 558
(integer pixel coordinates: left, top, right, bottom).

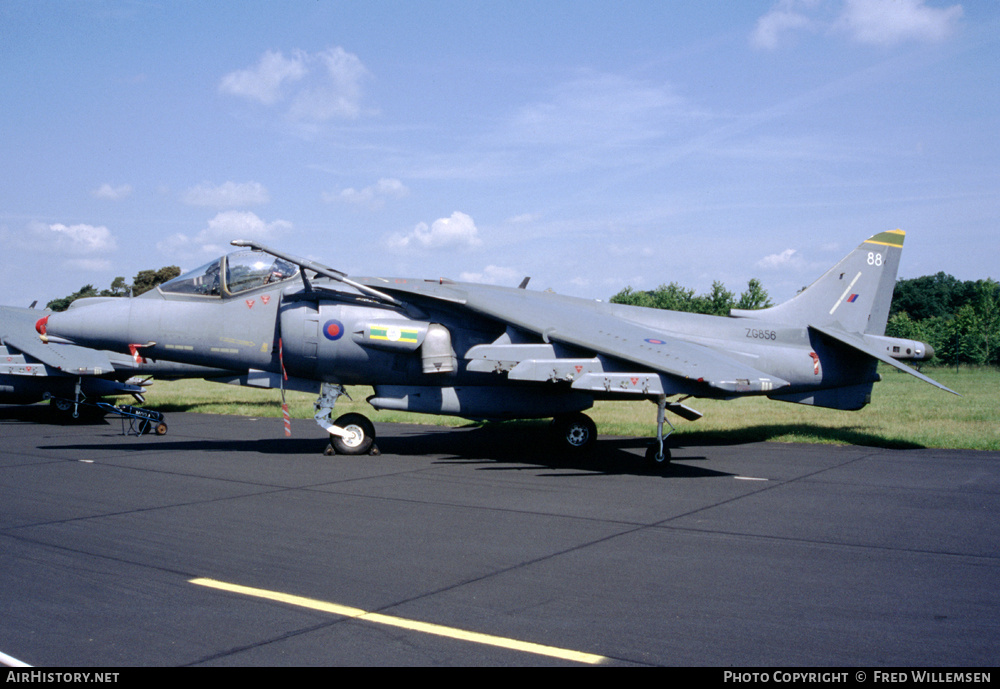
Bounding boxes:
731 229 904 335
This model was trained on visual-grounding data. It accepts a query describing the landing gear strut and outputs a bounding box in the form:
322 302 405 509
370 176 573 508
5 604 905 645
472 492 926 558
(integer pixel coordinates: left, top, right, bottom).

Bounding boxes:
646 395 673 467
314 383 379 455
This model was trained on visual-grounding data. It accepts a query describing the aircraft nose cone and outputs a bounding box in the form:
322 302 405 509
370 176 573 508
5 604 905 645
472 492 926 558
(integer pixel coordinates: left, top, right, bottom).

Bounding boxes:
44 298 133 352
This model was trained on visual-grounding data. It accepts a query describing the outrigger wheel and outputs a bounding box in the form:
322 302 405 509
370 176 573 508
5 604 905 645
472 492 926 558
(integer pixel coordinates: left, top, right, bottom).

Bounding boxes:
646 395 674 468
327 413 378 455
645 444 671 466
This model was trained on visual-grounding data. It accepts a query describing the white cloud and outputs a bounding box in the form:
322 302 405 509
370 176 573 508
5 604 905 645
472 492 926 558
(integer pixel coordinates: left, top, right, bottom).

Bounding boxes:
219 49 307 105
328 178 409 208
837 0 962 45
752 0 962 49
157 211 291 258
35 222 117 253
387 211 482 251
220 47 372 122
2 223 117 276
181 181 270 207
757 248 804 270
459 265 522 285
289 47 371 121
751 5 814 49
92 183 132 200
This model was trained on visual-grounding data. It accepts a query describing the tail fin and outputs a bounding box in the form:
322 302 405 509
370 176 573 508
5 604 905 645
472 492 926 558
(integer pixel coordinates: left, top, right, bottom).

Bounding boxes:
731 230 904 335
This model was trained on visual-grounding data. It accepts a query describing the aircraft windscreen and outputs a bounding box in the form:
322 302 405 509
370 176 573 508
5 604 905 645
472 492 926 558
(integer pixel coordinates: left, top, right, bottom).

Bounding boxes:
158 252 299 297
159 259 223 296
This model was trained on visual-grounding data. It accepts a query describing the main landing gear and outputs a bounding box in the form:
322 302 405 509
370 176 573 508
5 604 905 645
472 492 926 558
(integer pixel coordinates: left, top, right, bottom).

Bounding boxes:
551 412 598 454
551 398 676 468
314 383 379 456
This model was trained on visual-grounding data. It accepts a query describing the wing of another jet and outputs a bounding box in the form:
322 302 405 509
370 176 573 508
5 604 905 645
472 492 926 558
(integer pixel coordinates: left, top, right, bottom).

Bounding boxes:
364 279 789 395
1 311 114 375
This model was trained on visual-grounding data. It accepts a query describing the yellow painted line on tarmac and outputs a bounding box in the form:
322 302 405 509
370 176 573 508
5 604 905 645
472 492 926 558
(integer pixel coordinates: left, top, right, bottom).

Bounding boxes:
190 577 606 665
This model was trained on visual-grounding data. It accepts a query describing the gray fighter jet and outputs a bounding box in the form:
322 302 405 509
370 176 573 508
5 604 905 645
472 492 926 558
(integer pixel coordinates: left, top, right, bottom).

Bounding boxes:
2 304 239 420
36 229 954 462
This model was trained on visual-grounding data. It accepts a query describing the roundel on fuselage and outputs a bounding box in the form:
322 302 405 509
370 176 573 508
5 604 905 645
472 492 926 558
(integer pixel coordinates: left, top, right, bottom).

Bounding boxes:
323 319 344 341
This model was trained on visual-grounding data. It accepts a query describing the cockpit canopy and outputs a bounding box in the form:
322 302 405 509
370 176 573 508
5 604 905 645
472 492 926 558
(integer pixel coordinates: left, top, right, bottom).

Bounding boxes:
159 250 299 298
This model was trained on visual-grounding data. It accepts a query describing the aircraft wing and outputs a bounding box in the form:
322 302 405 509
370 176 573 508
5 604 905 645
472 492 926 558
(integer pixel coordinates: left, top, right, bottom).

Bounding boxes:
471 290 788 394
1 309 115 375
364 280 789 395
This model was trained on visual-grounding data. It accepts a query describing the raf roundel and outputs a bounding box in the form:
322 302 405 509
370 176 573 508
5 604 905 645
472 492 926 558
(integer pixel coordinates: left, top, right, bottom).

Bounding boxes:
323 319 344 341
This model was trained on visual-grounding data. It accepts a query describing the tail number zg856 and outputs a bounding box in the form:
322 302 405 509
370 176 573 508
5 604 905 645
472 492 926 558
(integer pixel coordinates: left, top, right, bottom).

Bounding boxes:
746 328 777 341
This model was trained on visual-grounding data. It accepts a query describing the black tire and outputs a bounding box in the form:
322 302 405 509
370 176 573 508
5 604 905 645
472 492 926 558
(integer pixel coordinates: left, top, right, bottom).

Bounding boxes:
552 413 597 453
49 398 106 421
49 398 75 417
330 413 376 455
154 422 168 436
645 444 671 466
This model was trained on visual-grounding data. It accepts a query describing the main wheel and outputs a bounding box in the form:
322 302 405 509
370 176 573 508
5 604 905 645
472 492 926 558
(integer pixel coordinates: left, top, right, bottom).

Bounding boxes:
49 398 75 418
552 413 597 453
329 413 376 455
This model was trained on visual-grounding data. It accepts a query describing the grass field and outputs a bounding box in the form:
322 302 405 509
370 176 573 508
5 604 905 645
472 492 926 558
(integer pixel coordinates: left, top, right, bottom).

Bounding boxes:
142 366 1000 451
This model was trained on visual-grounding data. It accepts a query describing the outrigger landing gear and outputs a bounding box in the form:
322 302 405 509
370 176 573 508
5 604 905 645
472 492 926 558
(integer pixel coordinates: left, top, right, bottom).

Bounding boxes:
314 383 379 456
645 395 673 467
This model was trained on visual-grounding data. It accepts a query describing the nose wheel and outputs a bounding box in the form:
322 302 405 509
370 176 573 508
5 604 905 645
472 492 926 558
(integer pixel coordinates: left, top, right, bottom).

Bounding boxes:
325 413 378 456
314 384 379 455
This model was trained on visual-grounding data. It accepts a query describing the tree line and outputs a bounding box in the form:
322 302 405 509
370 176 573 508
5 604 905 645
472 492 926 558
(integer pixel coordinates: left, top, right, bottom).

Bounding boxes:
611 272 998 367
46 266 180 311
886 273 999 367
610 278 773 316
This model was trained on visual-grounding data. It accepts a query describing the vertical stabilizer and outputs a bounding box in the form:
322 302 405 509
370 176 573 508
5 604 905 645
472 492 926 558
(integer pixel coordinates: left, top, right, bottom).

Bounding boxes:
730 230 904 335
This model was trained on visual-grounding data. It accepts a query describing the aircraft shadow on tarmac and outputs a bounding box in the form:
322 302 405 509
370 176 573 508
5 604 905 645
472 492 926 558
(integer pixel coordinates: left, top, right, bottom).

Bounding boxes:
675 424 925 450
372 423 727 478
25 414 729 479
0 404 109 424
11 402 923 475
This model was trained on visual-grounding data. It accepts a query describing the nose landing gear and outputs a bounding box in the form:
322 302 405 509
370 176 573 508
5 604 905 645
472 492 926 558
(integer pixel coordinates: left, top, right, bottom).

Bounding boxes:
314 383 379 455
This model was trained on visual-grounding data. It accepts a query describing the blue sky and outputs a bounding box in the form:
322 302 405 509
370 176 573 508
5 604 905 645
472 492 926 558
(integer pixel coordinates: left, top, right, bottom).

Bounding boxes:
1 0 996 308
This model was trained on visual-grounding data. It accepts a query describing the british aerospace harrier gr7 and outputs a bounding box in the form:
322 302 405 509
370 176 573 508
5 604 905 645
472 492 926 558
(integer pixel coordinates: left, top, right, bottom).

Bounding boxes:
36 230 954 463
